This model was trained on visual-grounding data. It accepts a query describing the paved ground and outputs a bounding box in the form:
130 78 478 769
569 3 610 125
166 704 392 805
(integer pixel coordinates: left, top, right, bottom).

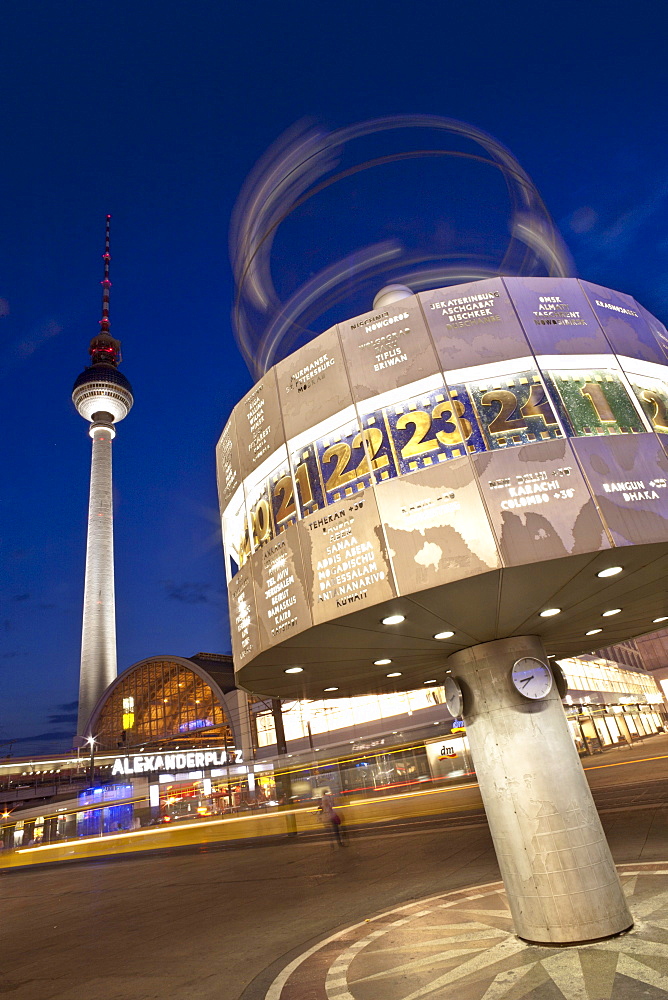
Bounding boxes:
260 863 668 1000
1 738 667 1000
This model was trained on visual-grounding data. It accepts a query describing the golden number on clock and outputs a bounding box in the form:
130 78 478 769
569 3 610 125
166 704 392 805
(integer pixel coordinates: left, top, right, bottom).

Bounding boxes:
352 427 389 475
481 389 526 434
433 399 472 446
396 409 438 458
520 383 558 424
580 382 616 423
273 474 295 524
238 520 251 567
641 388 668 431
322 442 357 492
273 463 314 521
252 498 272 544
294 461 314 506
322 429 387 492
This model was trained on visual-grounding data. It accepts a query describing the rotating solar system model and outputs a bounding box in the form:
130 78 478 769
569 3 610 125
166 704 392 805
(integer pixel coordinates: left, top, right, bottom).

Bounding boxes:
217 117 668 944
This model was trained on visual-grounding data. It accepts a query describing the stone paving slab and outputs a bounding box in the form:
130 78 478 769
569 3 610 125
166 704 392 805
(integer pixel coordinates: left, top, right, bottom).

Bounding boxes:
259 863 668 1000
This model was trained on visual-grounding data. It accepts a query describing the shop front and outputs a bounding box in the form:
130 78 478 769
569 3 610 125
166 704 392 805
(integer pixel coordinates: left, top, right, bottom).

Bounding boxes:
566 701 666 753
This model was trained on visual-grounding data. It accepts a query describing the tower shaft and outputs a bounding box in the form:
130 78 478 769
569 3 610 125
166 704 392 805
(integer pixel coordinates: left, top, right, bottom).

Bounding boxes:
77 423 117 736
73 217 132 741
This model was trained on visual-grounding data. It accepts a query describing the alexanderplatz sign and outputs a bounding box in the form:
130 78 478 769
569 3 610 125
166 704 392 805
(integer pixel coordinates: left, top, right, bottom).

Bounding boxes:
217 276 668 944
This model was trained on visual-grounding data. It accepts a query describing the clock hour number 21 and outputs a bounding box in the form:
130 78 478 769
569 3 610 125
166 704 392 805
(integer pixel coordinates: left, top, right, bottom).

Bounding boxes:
272 463 314 524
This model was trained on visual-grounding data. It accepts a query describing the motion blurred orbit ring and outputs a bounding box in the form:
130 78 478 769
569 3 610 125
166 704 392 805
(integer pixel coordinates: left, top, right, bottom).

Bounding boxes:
230 115 572 377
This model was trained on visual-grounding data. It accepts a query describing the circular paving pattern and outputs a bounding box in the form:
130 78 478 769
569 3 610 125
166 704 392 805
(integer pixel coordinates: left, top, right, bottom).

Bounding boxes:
262 863 668 1000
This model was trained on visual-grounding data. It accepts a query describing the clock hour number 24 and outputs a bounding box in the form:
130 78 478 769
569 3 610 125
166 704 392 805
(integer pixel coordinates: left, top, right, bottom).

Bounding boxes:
481 383 557 435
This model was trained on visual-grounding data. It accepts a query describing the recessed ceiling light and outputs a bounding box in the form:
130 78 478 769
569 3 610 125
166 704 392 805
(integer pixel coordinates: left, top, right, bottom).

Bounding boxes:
602 609 621 617
324 686 338 692
653 616 668 623
284 667 303 674
382 614 405 625
597 566 623 578
540 608 561 617
424 679 437 684
387 672 402 677
586 628 602 635
433 630 455 639
374 658 392 665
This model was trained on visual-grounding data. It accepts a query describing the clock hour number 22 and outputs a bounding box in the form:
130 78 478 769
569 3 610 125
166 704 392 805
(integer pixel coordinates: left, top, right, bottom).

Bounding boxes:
321 428 388 493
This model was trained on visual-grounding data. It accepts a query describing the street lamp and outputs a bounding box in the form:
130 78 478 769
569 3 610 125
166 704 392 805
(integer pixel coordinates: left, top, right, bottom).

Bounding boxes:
85 735 98 785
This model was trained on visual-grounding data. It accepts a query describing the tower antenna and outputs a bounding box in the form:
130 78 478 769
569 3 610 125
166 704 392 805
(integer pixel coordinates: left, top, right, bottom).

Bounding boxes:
89 215 121 367
100 214 111 335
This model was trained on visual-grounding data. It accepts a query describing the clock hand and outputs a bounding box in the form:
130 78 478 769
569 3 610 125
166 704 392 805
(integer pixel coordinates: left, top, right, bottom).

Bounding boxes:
520 676 534 688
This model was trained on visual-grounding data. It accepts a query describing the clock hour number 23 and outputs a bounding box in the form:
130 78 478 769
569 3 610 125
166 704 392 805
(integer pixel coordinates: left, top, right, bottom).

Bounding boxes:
396 399 472 459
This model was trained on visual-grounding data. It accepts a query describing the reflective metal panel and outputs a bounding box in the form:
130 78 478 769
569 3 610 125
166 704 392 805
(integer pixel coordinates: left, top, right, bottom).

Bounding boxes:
579 280 667 364
337 297 440 401
266 456 298 534
571 433 668 546
637 302 668 361
236 371 285 478
289 440 326 516
275 326 353 439
543 367 647 437
228 563 260 666
504 277 611 354
473 438 609 564
251 525 313 648
244 473 275 554
420 277 532 369
625 373 668 436
380 382 484 475
314 414 374 505
298 491 396 625
222 486 249 578
466 368 563 450
216 412 242 512
374 458 500 594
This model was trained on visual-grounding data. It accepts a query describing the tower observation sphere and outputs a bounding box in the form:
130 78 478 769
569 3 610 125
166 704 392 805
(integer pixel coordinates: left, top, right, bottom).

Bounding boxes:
72 216 133 739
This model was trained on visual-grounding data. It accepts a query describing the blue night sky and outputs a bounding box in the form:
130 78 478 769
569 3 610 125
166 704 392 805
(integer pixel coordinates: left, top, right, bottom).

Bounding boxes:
2 2 667 753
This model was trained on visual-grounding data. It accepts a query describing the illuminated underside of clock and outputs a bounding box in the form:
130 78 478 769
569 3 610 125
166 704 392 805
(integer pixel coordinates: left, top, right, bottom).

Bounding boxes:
217 275 668 945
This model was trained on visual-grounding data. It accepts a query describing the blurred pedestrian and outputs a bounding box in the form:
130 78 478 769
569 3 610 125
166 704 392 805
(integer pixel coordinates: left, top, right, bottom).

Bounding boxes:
318 791 343 846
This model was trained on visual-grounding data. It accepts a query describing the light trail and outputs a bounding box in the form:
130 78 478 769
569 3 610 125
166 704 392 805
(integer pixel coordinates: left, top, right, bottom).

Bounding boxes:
2 749 666 870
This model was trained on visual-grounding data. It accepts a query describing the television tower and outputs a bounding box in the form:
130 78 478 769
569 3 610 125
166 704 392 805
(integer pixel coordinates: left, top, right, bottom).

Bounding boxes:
72 216 133 738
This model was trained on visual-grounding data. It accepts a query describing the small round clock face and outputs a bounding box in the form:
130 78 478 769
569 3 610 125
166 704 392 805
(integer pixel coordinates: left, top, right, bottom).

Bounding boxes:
511 658 553 700
444 675 464 717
